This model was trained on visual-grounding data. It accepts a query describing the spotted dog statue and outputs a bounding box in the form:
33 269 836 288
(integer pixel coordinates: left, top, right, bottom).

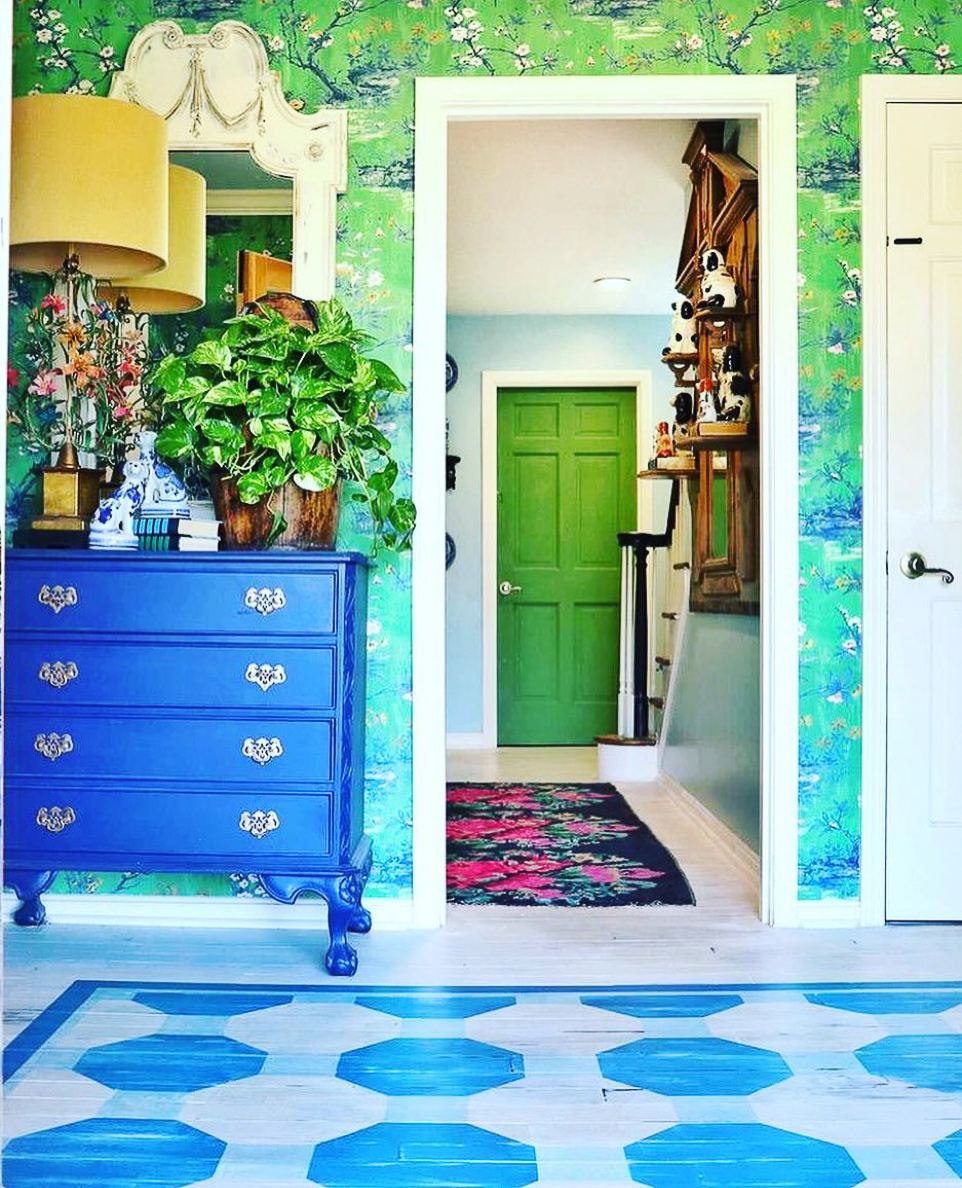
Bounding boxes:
698 246 739 311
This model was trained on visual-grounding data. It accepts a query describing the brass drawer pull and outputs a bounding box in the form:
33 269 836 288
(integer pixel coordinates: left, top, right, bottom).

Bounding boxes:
36 805 77 834
38 584 78 614
242 736 283 765
238 809 280 838
34 732 74 761
38 661 79 689
245 662 287 692
244 586 287 616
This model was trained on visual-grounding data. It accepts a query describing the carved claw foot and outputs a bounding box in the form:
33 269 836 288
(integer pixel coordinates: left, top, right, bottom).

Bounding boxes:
349 905 373 934
7 871 56 926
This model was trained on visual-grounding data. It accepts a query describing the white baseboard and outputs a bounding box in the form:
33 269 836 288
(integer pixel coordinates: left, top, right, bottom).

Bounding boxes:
445 732 489 750
3 892 416 931
791 898 865 929
659 771 761 889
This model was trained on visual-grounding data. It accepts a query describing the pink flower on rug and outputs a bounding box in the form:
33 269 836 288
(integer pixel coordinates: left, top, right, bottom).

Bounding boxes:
563 819 637 837
493 873 566 894
446 786 499 805
447 858 518 888
579 865 622 885
446 819 512 841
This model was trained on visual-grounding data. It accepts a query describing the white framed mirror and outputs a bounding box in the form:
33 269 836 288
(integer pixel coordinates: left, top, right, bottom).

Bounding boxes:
108 19 346 301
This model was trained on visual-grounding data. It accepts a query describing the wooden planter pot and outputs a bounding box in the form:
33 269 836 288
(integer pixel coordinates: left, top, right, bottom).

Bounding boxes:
213 476 340 550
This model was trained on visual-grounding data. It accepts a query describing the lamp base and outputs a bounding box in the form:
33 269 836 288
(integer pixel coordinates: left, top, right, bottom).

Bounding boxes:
31 464 102 532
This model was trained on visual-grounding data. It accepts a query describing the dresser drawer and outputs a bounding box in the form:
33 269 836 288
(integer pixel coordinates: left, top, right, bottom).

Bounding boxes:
5 711 336 784
6 639 337 711
5 786 335 863
5 554 348 636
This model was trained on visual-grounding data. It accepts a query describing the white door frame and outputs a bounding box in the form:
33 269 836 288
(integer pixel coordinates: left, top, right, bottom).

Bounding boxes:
474 369 653 749
412 76 799 929
860 76 962 926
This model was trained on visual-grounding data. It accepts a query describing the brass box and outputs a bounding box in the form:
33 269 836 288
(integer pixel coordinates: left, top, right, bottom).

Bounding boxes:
32 465 102 531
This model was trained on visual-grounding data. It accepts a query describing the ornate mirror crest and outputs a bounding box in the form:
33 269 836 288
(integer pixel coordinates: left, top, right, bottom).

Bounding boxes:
108 20 346 301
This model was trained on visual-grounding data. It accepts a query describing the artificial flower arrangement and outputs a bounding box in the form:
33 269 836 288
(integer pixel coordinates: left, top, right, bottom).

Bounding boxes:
7 268 151 474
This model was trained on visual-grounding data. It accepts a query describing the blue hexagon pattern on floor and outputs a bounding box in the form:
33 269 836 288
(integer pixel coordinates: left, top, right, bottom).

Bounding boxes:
3 1118 226 1188
75 1033 268 1092
6 980 962 1186
624 1123 865 1188
337 1036 524 1095
308 1122 538 1188
599 1036 792 1095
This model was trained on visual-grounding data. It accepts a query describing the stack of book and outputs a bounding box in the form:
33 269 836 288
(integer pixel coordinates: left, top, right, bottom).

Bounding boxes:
134 515 221 551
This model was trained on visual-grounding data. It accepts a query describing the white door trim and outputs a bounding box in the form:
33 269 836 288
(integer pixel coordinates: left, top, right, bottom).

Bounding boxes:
477 369 653 749
860 76 962 926
412 75 799 929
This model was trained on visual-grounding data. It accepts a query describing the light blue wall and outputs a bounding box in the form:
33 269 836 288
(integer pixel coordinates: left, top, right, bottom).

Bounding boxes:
445 314 671 735
661 613 761 851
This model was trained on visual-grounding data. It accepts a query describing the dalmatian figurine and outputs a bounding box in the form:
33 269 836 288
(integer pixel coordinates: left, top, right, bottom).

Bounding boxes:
698 246 739 311
696 377 718 423
88 450 152 549
717 344 752 423
662 294 698 356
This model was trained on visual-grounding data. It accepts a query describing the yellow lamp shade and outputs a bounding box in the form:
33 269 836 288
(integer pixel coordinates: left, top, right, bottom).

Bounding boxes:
100 165 206 314
10 94 168 279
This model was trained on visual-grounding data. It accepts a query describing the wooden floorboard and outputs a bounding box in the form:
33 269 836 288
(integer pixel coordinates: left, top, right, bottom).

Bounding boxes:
6 750 962 1185
6 750 962 1031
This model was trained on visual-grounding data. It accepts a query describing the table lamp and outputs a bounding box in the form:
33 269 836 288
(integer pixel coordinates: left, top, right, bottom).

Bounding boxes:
10 94 169 532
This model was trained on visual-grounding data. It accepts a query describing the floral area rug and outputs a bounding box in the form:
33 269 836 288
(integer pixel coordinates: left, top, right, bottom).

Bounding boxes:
446 781 695 907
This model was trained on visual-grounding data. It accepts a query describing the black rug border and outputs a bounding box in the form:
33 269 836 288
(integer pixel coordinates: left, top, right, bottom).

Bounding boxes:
445 780 696 909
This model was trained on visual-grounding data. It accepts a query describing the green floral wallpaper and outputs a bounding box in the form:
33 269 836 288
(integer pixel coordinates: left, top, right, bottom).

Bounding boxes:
12 0 945 904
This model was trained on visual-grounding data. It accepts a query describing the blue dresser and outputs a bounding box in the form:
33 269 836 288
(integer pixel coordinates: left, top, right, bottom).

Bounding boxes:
4 549 373 976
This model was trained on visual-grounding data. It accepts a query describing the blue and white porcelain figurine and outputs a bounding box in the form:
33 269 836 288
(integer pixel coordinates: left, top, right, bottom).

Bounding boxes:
138 430 190 516
88 431 189 549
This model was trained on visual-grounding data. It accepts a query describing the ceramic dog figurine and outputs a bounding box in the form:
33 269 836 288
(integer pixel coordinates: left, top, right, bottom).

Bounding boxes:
696 377 718 423
138 430 189 516
717 344 752 423
698 246 739 311
88 451 152 549
663 294 698 356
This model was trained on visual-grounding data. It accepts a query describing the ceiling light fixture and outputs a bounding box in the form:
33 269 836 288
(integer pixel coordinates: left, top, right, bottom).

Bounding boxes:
593 275 632 290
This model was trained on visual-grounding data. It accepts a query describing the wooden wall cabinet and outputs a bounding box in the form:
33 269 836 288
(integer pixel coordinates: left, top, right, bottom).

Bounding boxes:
670 122 760 615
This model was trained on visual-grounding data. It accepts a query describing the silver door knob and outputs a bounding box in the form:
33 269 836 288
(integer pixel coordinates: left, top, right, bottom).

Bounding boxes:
499 581 522 595
899 551 955 584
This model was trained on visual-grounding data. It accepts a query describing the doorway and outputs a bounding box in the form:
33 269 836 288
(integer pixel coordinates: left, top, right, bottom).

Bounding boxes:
496 385 637 745
861 76 962 925
411 76 800 930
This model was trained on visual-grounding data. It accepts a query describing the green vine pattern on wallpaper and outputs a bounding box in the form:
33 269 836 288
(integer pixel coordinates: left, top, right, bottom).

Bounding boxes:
13 0 953 902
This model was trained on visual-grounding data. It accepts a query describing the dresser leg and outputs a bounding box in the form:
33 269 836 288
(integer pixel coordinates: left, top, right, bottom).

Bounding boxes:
6 871 56 926
260 851 372 977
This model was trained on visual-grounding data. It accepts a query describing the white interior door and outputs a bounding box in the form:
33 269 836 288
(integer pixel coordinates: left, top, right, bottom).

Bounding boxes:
886 102 962 921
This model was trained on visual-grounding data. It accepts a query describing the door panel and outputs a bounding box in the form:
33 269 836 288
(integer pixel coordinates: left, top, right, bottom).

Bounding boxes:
497 387 636 745
886 102 962 921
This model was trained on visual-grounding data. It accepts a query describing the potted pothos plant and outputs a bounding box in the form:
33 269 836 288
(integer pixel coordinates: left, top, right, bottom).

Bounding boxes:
152 297 416 550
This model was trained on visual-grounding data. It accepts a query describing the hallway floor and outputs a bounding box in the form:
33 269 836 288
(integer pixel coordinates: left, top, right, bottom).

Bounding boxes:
5 750 962 1185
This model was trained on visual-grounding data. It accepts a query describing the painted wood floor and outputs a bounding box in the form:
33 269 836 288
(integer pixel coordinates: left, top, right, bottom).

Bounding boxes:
5 750 962 1186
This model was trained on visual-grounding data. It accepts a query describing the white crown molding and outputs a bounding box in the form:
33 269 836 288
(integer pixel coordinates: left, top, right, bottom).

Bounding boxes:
206 189 293 217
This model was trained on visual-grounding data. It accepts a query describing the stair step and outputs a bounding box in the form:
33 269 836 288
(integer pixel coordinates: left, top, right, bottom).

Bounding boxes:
661 611 678 621
649 696 665 710
673 561 691 570
655 655 672 669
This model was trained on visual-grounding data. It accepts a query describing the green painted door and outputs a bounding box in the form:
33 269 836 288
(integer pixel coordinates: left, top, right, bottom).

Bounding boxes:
497 387 637 745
